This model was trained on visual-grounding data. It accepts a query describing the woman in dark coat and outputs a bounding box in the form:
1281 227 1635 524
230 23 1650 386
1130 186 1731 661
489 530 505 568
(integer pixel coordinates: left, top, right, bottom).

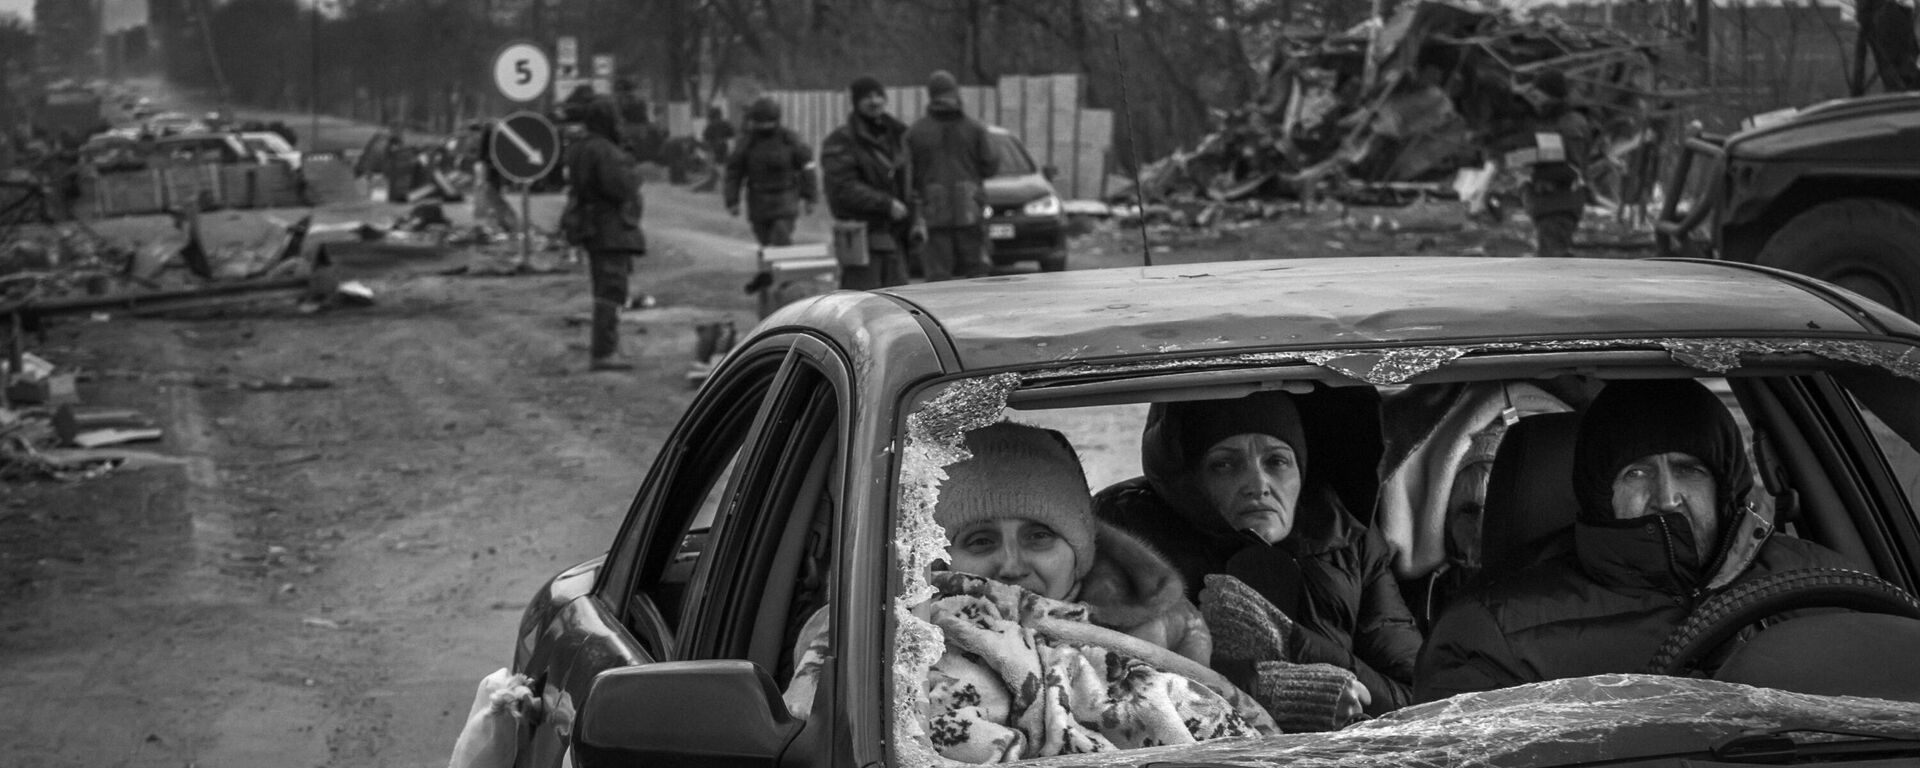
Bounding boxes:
1094 390 1423 718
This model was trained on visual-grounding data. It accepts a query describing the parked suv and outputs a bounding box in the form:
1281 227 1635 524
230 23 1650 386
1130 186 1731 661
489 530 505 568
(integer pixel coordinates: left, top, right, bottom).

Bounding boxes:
1656 93 1920 320
982 127 1068 272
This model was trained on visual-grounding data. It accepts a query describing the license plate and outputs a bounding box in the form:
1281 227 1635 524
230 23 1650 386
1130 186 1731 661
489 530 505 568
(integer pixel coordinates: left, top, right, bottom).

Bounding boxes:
988 223 1016 240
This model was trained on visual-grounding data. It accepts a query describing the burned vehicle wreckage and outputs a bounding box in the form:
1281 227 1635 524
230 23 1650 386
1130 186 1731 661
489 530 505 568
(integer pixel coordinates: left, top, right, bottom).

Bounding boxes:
484 257 1920 767
1131 0 1662 211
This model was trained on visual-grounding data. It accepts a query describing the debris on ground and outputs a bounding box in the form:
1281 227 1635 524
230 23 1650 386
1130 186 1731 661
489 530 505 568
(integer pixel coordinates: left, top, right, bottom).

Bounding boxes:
52 405 162 447
1122 0 1674 224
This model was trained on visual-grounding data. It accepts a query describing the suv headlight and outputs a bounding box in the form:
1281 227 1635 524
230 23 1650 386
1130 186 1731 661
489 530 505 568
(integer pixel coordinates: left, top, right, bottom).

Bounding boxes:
1022 194 1061 217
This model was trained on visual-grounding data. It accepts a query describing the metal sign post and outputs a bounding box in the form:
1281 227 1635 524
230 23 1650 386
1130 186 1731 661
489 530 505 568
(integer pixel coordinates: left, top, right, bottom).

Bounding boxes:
489 111 561 267
490 43 557 267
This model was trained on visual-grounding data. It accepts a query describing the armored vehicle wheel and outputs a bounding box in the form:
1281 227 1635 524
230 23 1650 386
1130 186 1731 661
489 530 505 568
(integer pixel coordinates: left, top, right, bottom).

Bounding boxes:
1755 198 1920 319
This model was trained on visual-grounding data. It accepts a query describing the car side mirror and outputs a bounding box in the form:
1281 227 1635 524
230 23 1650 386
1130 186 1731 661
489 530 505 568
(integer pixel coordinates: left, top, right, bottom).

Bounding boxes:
1042 164 1058 180
573 660 802 768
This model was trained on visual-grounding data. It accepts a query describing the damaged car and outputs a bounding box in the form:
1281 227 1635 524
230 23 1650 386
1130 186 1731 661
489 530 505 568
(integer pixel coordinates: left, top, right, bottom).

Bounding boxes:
501 257 1920 767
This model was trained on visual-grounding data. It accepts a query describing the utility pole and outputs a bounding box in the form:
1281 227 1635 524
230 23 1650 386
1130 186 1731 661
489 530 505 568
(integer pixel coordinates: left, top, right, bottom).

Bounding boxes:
309 0 319 151
194 0 232 108
1692 0 1712 89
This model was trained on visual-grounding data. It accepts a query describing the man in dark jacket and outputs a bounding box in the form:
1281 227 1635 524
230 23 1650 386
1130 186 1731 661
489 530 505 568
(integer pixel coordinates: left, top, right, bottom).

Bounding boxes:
1415 379 1858 702
821 76 914 289
559 97 647 372
905 70 997 281
725 96 818 247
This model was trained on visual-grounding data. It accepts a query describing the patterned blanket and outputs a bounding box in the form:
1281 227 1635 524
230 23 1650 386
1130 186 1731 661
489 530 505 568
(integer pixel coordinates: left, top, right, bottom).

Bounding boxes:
787 571 1277 763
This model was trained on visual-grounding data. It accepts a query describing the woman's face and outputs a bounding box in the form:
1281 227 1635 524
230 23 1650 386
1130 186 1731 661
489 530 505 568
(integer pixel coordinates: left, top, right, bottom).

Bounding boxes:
1198 433 1301 544
946 518 1078 599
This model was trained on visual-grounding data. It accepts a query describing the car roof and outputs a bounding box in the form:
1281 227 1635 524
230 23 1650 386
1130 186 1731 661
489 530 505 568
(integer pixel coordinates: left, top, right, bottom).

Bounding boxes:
805 257 1920 373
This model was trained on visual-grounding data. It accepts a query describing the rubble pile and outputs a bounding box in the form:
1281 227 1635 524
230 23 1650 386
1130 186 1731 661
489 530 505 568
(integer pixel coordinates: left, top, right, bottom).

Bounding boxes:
1128 0 1670 217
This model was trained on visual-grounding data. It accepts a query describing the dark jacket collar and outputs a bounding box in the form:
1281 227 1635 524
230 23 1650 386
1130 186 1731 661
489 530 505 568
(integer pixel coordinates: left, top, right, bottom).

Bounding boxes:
1574 513 1703 593
847 110 906 144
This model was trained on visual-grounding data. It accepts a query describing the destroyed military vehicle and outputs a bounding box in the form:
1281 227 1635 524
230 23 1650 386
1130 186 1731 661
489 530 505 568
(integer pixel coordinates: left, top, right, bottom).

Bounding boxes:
1657 93 1920 321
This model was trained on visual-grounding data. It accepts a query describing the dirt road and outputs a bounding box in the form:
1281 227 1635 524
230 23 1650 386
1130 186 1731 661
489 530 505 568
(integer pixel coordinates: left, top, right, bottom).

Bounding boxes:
0 180 814 767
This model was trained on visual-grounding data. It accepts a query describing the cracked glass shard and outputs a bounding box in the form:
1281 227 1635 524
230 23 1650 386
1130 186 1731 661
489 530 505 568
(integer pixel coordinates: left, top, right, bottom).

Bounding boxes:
893 372 1019 764
1024 338 1920 387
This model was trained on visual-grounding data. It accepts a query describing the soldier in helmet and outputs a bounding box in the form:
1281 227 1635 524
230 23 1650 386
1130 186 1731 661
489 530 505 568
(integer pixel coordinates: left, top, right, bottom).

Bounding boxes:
723 96 819 247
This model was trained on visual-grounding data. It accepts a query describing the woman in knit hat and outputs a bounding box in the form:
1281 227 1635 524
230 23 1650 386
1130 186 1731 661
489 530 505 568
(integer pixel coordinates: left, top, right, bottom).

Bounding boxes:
936 420 1210 654
1095 390 1423 727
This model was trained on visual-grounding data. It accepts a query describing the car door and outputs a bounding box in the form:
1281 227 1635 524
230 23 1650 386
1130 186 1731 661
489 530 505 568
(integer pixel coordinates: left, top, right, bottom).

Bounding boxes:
515 333 853 768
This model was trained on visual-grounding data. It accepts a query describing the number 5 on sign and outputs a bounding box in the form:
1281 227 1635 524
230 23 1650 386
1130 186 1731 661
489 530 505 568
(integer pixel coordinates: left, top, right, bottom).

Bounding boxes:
492 42 552 103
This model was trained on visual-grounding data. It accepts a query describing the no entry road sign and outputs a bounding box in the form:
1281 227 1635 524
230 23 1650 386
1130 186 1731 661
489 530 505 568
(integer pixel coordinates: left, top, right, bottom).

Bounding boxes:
490 111 559 184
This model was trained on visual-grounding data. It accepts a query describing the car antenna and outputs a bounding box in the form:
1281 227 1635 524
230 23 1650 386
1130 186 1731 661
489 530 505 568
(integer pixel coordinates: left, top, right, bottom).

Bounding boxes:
1114 30 1154 267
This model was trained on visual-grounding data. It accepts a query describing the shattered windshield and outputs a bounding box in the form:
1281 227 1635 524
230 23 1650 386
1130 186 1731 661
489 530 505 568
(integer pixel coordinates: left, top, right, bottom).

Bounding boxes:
888 338 1920 766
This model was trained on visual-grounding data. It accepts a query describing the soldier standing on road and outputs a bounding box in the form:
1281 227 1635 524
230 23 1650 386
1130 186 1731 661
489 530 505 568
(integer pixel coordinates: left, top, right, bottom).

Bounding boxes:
821 76 915 289
725 97 819 247
559 98 648 372
905 70 997 281
1511 71 1593 258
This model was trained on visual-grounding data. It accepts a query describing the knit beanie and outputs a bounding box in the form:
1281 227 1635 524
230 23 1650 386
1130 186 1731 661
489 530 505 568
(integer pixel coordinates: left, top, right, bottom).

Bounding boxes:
1571 378 1752 523
928 70 959 98
746 96 781 122
848 76 885 104
937 421 1098 579
1158 391 1308 476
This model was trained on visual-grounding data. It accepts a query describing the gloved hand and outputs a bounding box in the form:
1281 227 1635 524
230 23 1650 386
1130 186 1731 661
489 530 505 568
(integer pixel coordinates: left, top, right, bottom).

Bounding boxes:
1202 575 1366 732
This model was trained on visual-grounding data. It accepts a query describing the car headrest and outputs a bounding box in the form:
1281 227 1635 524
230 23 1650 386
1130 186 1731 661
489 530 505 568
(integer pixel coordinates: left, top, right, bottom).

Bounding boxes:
1480 411 1583 575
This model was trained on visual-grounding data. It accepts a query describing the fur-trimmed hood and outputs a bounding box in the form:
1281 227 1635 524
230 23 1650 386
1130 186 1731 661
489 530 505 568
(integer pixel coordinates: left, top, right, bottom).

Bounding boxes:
1079 522 1192 632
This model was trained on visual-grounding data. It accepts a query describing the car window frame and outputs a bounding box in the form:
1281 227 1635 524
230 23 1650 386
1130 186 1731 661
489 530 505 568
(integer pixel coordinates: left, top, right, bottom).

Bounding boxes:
592 342 796 659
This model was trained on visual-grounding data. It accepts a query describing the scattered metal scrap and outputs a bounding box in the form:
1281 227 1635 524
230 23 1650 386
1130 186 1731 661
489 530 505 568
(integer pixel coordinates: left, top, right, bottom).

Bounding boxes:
1127 0 1675 216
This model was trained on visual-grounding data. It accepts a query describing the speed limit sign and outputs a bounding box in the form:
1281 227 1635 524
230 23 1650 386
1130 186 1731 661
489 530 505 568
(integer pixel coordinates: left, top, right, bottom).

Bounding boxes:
492 41 551 103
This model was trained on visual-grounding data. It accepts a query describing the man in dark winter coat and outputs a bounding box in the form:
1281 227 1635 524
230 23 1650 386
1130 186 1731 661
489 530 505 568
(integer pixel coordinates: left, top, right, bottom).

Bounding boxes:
1415 379 1858 702
559 97 648 372
905 70 997 281
821 76 915 289
724 96 818 247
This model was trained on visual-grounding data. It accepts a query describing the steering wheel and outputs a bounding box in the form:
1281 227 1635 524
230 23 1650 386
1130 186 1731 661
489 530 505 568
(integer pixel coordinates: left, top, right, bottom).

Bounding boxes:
1645 568 1920 677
